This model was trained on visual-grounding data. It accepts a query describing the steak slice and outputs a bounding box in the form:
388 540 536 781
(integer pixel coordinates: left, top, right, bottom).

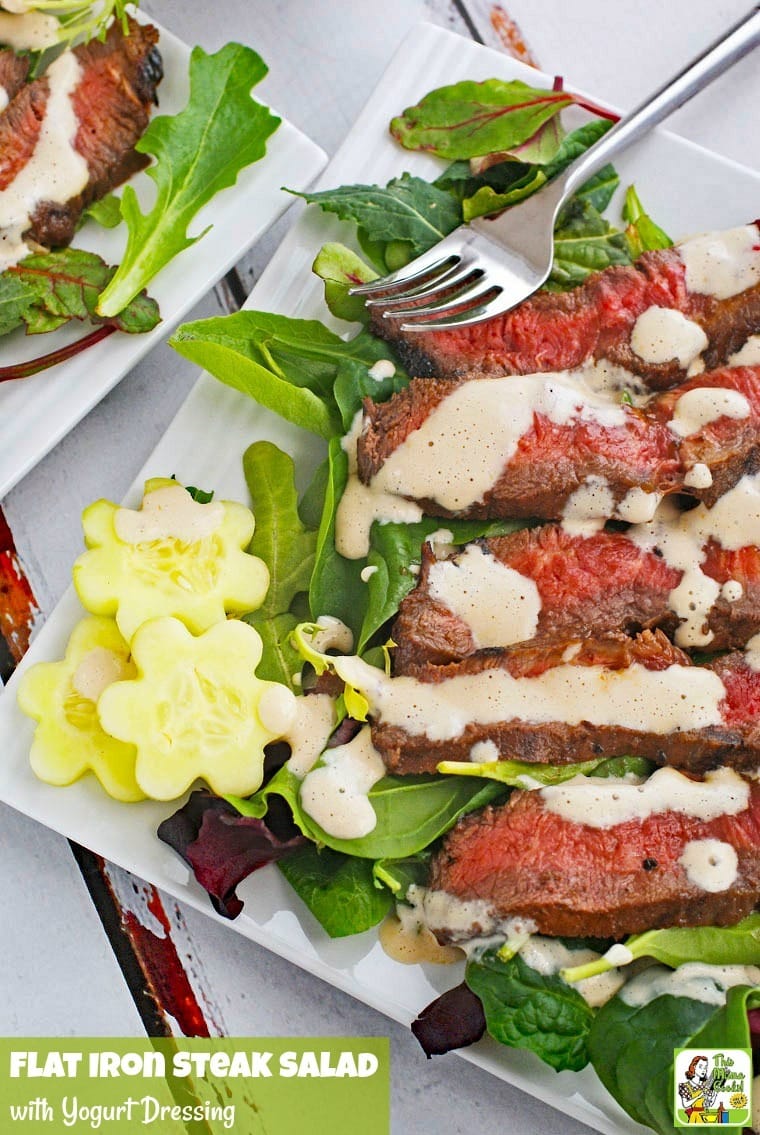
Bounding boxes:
357 365 760 522
426 773 760 940
344 630 760 775
0 17 162 250
0 49 29 108
392 520 760 672
370 234 760 392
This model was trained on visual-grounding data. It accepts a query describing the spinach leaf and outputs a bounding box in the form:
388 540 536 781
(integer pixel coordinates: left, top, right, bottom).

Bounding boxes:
466 950 594 1072
541 119 613 180
390 79 572 161
243 442 317 616
312 242 377 323
308 439 367 638
589 978 759 1134
98 43 280 317
293 174 461 261
333 356 408 433
231 764 503 861
278 842 392 938
462 168 547 223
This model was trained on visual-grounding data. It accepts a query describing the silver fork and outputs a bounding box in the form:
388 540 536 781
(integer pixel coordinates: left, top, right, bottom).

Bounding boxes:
351 5 760 332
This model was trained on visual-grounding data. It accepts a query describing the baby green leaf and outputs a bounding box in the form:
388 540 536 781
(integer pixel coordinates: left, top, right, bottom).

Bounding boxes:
551 197 630 288
390 79 573 161
97 42 280 317
312 242 377 323
278 844 392 938
623 185 673 258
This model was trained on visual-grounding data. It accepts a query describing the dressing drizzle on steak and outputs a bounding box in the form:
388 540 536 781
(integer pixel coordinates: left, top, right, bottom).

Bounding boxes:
426 772 760 940
371 228 760 391
332 630 760 775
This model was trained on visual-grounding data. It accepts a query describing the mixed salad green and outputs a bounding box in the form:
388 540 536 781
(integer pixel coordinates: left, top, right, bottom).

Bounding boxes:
16 67 760 1135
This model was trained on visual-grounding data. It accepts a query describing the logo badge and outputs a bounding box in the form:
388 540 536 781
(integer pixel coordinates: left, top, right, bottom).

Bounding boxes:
674 1048 752 1127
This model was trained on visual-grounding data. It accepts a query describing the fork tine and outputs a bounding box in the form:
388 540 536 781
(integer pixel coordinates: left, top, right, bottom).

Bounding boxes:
377 268 485 319
365 260 480 310
399 286 505 332
349 251 460 298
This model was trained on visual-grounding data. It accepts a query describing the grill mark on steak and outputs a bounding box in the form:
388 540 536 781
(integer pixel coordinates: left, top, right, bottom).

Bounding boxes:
427 778 760 940
0 17 162 250
392 525 760 671
0 49 29 108
371 238 760 392
369 629 760 775
357 365 760 521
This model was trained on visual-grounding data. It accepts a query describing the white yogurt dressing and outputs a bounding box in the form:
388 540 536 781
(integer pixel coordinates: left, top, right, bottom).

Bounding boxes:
0 51 88 270
683 462 713 489
519 936 625 1007
729 335 760 367
668 386 750 438
426 543 541 649
368 359 396 381
72 647 130 702
299 726 386 840
332 654 726 743
629 473 760 646
630 306 708 367
0 85 8 114
283 694 336 778
539 766 749 829
679 225 760 300
678 838 739 893
0 10 59 51
620 962 760 1007
114 485 225 544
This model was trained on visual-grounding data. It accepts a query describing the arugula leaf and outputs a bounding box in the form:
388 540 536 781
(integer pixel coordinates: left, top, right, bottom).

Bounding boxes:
97 43 280 317
312 243 377 323
623 185 673 258
562 913 760 984
390 79 573 161
278 842 392 938
550 197 630 288
466 950 594 1072
293 173 461 262
1 249 160 335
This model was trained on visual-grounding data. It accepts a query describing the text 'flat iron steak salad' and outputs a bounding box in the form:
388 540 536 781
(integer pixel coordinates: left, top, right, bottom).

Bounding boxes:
14 58 760 1135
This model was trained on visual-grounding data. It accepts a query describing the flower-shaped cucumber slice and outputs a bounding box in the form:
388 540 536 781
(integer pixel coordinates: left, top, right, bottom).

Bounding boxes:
17 616 143 802
73 478 269 642
97 617 297 800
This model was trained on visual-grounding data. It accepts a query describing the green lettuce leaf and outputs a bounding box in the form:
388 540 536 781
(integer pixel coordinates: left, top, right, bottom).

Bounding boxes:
278 843 392 938
97 42 280 317
466 950 594 1072
390 79 572 161
0 248 160 335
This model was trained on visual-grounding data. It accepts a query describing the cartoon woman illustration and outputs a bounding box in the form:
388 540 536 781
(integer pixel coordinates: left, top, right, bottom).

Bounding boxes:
678 1055 718 1123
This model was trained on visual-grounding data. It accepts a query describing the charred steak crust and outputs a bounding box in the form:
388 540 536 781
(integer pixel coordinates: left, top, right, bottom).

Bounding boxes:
427 780 760 940
356 365 760 520
369 630 760 776
370 240 760 392
0 18 162 249
391 527 760 672
0 49 30 109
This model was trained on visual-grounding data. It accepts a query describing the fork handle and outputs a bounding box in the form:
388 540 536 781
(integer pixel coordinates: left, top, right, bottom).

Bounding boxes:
562 4 760 199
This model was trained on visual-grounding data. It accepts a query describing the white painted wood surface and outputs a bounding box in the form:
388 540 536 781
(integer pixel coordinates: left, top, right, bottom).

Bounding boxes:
1 2 759 1133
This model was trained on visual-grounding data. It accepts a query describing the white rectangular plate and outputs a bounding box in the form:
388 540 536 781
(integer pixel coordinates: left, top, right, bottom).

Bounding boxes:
0 19 326 499
2 21 759 1135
